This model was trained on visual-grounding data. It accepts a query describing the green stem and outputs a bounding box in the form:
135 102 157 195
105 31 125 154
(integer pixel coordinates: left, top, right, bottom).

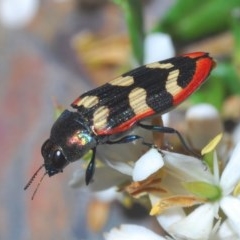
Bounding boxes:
114 0 145 65
231 8 240 73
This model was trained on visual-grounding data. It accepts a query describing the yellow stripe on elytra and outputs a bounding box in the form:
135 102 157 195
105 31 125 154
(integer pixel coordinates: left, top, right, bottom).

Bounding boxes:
146 62 174 69
93 106 109 130
75 95 99 108
109 75 134 87
129 87 150 115
165 69 182 95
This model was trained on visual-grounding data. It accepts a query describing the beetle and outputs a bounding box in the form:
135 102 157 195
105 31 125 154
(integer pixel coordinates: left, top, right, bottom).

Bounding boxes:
25 52 215 194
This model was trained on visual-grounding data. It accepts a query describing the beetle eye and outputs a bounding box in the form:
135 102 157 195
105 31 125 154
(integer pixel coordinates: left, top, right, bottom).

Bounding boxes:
41 139 51 158
52 150 67 170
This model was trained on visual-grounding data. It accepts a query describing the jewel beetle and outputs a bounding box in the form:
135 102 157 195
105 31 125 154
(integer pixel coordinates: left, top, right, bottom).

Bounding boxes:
25 52 215 195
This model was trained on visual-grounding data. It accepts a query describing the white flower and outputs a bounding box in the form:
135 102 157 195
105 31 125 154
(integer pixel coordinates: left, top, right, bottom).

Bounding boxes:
133 148 164 181
144 141 240 240
0 0 39 28
217 142 240 237
104 224 169 240
144 33 175 64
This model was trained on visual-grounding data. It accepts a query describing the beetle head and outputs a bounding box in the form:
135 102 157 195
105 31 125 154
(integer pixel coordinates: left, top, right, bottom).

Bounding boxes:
42 110 97 177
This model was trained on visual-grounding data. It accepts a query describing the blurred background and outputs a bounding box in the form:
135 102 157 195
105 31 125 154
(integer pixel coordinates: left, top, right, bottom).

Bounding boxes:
1 0 240 239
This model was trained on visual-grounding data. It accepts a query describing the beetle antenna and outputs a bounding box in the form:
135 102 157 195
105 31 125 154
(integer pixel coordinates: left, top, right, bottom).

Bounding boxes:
31 172 47 200
24 164 45 190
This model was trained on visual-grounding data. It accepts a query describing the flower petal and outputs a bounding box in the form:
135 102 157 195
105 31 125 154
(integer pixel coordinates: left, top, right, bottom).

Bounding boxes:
133 148 164 181
220 142 240 195
94 187 119 202
162 151 214 183
69 166 130 191
68 168 85 188
104 224 167 240
216 219 240 240
220 196 240 237
168 204 214 240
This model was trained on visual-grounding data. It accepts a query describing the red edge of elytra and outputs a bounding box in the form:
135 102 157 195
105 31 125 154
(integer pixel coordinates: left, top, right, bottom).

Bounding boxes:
99 52 215 135
173 52 215 105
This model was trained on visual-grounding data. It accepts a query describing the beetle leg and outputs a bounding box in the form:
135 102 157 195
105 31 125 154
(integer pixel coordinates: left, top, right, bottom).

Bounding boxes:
107 135 163 152
106 135 142 144
85 147 96 185
137 122 200 158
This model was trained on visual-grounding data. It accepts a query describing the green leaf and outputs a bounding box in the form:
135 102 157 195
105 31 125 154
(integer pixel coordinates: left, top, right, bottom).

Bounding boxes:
155 0 240 42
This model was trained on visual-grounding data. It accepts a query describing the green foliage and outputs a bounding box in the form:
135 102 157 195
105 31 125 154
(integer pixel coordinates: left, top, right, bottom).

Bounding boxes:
113 0 144 64
155 0 240 42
